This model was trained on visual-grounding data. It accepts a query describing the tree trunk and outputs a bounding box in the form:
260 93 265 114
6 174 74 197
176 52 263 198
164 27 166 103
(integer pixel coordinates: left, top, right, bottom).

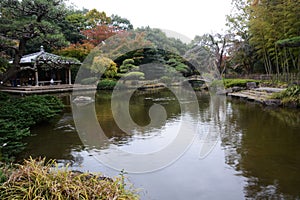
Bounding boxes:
1 39 27 84
218 38 226 75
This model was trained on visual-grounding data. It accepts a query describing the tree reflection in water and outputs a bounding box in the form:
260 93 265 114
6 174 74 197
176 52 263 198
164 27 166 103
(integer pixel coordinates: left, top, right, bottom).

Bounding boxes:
19 90 300 199
221 98 300 199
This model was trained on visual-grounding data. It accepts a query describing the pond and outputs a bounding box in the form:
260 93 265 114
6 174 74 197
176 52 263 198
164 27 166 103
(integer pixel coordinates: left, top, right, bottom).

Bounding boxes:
20 88 300 200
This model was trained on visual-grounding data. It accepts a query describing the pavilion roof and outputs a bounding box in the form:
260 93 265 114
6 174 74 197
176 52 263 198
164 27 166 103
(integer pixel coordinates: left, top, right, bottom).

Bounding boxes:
11 46 81 66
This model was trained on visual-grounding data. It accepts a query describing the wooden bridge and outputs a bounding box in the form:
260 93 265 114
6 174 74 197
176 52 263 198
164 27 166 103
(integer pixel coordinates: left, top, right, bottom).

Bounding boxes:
185 75 206 82
181 75 207 88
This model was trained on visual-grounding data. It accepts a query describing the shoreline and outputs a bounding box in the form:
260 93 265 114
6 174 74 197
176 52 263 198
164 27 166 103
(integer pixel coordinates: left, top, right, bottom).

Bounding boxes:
226 87 284 107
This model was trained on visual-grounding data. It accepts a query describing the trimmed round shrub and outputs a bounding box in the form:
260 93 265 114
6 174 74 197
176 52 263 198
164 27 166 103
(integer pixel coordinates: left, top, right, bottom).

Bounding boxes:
97 79 117 90
123 72 145 80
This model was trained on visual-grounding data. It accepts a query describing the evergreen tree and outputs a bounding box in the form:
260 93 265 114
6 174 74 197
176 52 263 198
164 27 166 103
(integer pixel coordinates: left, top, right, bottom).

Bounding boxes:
0 0 69 83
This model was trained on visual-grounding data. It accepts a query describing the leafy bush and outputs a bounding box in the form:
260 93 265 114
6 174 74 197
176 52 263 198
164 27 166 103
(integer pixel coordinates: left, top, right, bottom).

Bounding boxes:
160 76 172 85
0 95 64 161
0 92 9 103
223 79 260 88
97 79 117 90
208 79 261 92
175 63 189 74
282 85 300 97
0 158 139 199
97 79 127 90
80 77 98 85
272 85 300 106
123 72 145 80
120 59 138 73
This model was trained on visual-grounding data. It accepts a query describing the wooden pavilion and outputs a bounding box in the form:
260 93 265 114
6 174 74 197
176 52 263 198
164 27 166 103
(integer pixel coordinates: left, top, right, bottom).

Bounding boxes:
11 46 81 86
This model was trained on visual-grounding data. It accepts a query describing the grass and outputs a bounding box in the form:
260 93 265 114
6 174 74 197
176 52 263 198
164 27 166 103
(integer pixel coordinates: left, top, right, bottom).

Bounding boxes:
0 158 139 200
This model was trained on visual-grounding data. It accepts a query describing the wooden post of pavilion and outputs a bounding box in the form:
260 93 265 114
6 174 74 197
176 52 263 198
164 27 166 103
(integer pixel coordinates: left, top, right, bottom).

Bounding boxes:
15 45 80 87
34 63 39 86
68 67 72 85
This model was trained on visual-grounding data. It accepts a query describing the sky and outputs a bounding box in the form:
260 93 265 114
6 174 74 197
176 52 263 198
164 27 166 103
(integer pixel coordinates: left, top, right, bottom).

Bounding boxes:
67 0 233 42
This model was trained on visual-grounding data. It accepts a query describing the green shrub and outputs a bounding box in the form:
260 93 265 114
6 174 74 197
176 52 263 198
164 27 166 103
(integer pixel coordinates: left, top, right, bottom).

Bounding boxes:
80 77 98 85
123 72 145 80
272 85 300 106
282 85 300 97
97 79 117 90
223 79 260 88
0 158 139 199
160 76 172 85
209 79 261 92
0 95 64 161
0 92 9 103
97 79 127 90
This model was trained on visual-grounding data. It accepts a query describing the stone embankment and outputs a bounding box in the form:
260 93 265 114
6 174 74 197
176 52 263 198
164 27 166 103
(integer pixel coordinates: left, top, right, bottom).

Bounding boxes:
227 87 284 106
225 81 285 106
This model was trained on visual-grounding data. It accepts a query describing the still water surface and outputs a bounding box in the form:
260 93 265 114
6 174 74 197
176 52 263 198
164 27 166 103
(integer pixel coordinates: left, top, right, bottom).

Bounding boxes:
21 88 300 200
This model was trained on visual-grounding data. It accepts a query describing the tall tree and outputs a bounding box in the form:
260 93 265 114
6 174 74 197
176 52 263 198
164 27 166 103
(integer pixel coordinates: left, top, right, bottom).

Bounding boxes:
136 27 188 55
0 0 68 83
81 25 119 46
58 8 87 44
226 0 257 74
55 9 133 62
85 8 111 28
190 33 230 76
111 15 133 30
248 0 300 75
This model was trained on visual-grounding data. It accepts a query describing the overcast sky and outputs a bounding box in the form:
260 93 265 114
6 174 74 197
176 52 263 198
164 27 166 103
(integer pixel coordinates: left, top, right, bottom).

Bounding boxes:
68 0 233 42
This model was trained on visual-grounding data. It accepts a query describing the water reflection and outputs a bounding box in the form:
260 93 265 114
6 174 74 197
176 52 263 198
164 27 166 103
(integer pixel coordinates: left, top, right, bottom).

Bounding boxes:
88 88 201 172
18 90 300 199
222 98 300 199
95 89 182 142
20 95 85 166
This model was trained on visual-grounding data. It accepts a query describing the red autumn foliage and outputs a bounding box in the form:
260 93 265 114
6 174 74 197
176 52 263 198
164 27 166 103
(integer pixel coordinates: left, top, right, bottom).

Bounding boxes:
81 25 124 46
